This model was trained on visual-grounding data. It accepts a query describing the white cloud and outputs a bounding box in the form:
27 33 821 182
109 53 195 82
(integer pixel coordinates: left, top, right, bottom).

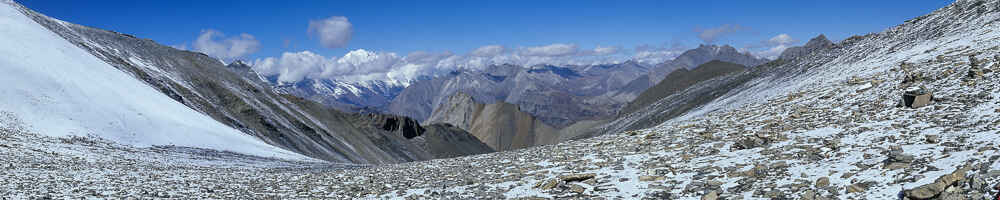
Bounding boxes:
471 45 505 57
308 16 354 48
756 45 790 60
252 51 326 83
630 43 687 65
518 43 578 57
767 34 797 46
695 24 746 44
253 49 413 83
253 42 688 84
591 46 620 55
191 29 260 60
748 33 799 60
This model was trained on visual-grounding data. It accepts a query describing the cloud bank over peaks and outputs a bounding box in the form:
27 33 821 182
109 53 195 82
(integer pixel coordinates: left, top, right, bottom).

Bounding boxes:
517 43 578 57
187 29 261 61
251 43 689 85
252 49 406 84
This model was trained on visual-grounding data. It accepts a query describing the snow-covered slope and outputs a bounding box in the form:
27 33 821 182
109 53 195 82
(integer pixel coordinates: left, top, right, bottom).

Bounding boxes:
0 2 309 160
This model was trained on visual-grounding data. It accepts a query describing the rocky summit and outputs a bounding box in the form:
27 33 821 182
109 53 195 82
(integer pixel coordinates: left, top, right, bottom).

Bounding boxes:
3 0 1000 199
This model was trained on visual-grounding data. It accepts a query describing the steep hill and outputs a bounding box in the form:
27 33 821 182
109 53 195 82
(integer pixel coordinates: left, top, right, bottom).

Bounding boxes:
424 92 560 151
620 60 747 115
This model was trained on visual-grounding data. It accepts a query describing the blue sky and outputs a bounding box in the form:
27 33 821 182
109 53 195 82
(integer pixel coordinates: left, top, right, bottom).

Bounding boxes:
20 0 953 83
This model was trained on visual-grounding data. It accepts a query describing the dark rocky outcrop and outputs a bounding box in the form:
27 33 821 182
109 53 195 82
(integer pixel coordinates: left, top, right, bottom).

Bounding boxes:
367 114 425 139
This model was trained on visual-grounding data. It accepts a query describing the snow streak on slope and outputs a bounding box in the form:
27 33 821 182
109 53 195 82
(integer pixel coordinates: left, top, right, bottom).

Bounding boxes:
0 2 310 161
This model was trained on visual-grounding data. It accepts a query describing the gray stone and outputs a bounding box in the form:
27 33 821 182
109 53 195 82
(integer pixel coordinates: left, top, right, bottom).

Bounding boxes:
815 177 830 188
925 135 939 144
701 190 719 200
904 167 968 199
559 173 596 182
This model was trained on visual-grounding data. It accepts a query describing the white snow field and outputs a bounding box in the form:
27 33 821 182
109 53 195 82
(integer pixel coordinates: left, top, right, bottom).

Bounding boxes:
0 2 310 161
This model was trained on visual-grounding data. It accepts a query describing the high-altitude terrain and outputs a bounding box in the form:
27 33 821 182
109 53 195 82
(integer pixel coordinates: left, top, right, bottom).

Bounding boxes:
2 0 1000 199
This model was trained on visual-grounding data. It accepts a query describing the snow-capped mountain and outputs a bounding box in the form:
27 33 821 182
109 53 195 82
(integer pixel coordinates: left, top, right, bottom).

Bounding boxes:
267 77 407 112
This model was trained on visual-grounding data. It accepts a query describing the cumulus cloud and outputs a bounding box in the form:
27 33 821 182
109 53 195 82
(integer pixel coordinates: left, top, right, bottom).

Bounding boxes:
253 49 414 83
308 16 354 48
191 29 260 60
518 43 578 57
471 45 505 57
694 24 747 44
767 34 798 46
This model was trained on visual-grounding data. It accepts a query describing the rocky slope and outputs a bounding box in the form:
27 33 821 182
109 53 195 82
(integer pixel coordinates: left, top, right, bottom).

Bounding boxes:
411 124 496 159
620 60 748 115
591 60 750 138
7 1 487 164
425 92 560 151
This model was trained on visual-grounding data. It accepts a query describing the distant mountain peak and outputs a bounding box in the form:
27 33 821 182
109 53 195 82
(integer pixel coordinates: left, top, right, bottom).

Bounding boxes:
804 34 833 48
647 43 768 85
778 34 835 61
226 60 251 69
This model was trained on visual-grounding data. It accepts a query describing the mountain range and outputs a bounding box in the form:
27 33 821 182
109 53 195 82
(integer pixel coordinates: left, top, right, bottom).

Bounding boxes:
8 3 491 164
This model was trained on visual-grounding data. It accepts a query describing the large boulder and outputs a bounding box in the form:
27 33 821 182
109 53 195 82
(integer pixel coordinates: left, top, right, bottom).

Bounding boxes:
904 167 969 199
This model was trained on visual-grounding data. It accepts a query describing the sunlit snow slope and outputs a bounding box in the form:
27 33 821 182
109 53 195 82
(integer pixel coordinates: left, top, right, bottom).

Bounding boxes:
0 2 310 161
